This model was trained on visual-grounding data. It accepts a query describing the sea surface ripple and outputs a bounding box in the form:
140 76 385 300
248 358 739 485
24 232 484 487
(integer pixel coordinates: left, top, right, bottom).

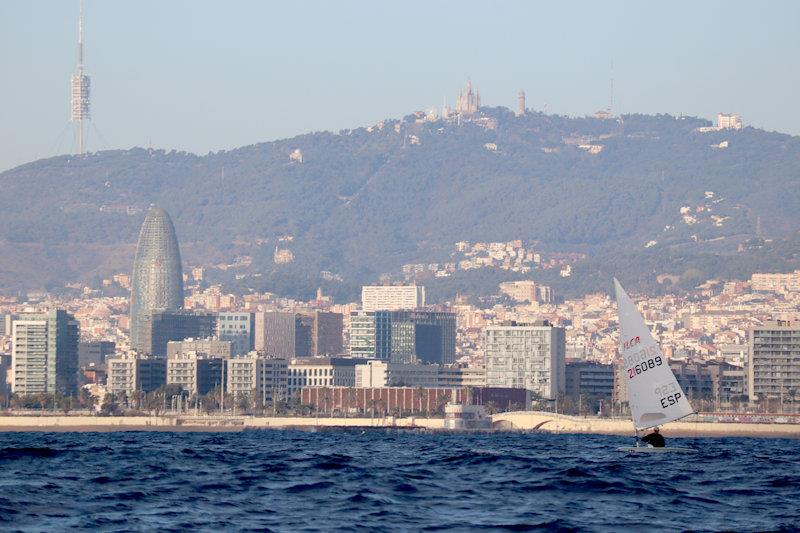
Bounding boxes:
0 430 798 531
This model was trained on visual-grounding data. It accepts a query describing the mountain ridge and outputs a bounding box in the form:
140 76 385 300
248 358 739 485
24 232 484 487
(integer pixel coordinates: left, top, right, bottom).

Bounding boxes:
2 108 799 300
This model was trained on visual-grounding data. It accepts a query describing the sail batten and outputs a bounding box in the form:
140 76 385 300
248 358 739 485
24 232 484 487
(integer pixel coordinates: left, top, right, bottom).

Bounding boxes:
614 279 693 430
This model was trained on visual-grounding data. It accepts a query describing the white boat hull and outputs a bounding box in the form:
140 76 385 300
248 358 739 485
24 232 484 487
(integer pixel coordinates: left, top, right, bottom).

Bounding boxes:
616 446 697 454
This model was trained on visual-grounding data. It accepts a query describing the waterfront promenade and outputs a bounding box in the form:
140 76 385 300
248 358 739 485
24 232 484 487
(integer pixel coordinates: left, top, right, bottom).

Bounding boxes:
0 413 797 438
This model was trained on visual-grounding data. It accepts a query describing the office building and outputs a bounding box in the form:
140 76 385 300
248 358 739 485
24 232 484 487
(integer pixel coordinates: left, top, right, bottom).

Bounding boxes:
254 311 295 358
484 320 566 399
166 352 225 396
565 361 615 398
349 310 456 364
226 354 288 405
135 310 216 357
311 310 344 356
12 310 79 396
129 207 184 351
354 360 486 389
217 312 255 356
287 357 368 398
107 352 166 395
361 285 425 311
749 320 800 404
78 340 115 367
255 310 343 358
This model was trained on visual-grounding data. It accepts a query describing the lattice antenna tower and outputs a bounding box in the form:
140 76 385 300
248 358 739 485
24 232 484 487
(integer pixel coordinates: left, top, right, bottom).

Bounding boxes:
70 0 91 154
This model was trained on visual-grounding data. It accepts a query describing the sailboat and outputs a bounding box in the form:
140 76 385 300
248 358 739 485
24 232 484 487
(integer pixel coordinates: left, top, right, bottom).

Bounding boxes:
614 279 697 453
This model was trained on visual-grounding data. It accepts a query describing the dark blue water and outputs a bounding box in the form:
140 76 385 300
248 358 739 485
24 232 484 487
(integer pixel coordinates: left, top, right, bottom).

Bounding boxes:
0 430 798 531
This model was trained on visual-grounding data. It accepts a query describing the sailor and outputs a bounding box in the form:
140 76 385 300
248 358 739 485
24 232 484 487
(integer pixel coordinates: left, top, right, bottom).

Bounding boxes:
641 427 666 447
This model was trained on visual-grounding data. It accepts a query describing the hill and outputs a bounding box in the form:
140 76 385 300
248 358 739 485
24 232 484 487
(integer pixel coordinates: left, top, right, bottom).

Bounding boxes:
1 108 799 301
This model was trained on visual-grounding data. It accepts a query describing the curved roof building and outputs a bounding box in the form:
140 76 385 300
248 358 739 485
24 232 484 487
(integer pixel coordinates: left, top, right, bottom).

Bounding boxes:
130 207 184 351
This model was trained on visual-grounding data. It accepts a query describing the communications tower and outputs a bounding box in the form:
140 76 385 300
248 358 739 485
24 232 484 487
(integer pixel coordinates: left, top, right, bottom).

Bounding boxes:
70 0 91 154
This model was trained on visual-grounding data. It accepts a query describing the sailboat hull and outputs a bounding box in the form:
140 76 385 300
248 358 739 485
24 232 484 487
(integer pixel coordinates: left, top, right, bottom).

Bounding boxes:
616 446 697 454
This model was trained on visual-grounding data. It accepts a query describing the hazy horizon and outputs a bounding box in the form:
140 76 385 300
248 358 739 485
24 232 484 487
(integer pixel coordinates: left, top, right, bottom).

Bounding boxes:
1 0 799 172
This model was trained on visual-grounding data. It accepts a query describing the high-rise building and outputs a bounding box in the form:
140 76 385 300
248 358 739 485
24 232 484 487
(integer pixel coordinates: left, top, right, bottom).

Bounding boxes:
12 310 79 396
748 320 800 404
295 311 343 357
516 89 526 117
217 312 255 356
349 310 456 364
254 311 295 358
484 320 565 399
135 310 216 357
130 207 184 352
255 310 343 358
361 285 425 312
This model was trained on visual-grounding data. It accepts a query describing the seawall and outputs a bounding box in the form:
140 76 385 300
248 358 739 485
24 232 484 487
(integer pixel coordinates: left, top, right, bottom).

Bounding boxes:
0 414 797 438
491 412 800 438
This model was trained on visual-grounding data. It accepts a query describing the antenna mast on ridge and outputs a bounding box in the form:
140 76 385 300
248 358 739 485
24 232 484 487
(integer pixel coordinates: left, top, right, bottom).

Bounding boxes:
71 0 91 154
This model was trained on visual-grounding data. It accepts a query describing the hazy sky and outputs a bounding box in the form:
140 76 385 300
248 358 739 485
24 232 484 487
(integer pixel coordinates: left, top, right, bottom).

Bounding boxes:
1 0 798 172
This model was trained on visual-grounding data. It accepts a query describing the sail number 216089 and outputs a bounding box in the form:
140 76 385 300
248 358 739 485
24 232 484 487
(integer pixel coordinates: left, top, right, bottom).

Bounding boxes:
627 356 663 379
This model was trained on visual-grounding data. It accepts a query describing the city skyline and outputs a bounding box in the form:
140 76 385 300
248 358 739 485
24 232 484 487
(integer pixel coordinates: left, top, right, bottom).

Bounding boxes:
1 0 800 172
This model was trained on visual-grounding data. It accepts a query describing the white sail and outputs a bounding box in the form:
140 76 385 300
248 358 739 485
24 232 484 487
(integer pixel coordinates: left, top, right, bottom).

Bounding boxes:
614 279 693 430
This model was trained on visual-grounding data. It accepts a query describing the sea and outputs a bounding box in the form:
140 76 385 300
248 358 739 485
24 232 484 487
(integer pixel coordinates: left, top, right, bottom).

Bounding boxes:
0 430 798 532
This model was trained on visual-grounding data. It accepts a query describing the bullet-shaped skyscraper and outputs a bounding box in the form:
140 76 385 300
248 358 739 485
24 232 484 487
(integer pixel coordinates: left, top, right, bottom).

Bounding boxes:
130 207 184 352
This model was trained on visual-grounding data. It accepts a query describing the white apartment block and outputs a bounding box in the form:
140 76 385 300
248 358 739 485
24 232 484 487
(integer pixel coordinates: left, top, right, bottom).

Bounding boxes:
12 319 49 395
361 285 425 311
484 321 566 399
748 320 800 403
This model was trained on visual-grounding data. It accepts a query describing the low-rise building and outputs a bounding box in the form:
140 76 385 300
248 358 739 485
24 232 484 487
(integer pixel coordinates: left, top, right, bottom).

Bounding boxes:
106 352 166 396
166 338 231 359
166 352 225 396
565 361 615 398
226 354 288 406
287 357 368 398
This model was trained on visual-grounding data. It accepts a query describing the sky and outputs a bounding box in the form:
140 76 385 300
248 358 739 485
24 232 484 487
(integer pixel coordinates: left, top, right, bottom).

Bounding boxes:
0 0 799 172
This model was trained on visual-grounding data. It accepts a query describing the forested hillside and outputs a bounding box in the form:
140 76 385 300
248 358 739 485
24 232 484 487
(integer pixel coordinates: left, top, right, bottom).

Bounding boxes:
1 108 799 300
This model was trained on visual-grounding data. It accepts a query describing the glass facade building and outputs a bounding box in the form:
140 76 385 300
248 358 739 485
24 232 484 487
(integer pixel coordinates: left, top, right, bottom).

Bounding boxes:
130 207 184 352
136 310 217 357
349 310 456 364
